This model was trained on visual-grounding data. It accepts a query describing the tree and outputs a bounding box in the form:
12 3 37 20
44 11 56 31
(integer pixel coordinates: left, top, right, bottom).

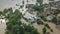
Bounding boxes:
37 0 43 5
42 27 46 34
14 9 22 20
5 9 23 34
32 5 44 13
52 17 57 25
5 31 9 34
5 8 39 34
37 19 44 25
12 25 24 34
44 24 51 29
3 9 8 14
31 29 39 34
0 11 3 16
50 29 53 32
25 32 30 34
53 9 60 15
24 25 34 32
6 23 13 30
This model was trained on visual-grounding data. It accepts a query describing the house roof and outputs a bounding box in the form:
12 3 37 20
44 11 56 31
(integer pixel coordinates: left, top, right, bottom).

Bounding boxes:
24 12 38 22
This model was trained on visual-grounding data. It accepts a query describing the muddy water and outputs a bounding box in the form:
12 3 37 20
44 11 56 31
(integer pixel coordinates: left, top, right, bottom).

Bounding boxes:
0 0 22 11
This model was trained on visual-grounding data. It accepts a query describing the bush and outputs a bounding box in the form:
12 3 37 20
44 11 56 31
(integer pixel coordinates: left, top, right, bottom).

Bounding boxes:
31 29 40 34
42 27 46 34
6 23 13 30
52 17 57 25
50 29 53 32
45 24 51 29
37 19 44 25
5 31 9 34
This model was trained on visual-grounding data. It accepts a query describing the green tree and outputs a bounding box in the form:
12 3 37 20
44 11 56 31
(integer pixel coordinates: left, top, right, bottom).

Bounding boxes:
52 17 57 25
5 8 39 34
5 31 9 34
0 11 3 16
37 19 43 25
42 27 46 34
6 23 13 30
45 24 51 29
31 29 39 34
50 29 53 32
37 0 43 5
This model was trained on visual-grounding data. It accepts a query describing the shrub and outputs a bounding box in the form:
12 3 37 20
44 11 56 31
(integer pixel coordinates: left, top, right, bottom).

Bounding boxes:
45 24 51 29
42 27 46 34
50 29 53 32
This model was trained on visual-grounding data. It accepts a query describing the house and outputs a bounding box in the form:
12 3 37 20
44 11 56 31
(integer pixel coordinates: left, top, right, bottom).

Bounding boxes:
24 12 38 22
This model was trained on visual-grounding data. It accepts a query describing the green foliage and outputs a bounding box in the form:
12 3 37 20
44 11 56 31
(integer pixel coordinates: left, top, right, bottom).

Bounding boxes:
53 9 60 15
40 15 47 21
25 32 30 34
24 25 34 32
2 8 13 16
31 29 39 34
5 31 9 34
12 25 24 34
8 8 13 12
5 8 39 34
3 9 8 14
42 27 46 34
50 29 53 32
44 24 51 29
6 23 13 30
37 19 44 25
52 17 57 25
37 0 43 4
5 9 22 21
32 5 44 13
0 11 3 16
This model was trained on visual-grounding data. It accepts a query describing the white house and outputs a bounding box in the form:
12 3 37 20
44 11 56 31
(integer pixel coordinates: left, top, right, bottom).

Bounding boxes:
24 12 38 22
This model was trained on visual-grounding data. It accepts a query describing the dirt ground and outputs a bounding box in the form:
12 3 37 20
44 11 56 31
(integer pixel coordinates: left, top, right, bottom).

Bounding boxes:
33 22 60 34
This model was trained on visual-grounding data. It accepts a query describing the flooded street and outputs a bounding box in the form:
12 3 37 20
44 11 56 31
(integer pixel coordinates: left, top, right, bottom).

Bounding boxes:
0 0 22 11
